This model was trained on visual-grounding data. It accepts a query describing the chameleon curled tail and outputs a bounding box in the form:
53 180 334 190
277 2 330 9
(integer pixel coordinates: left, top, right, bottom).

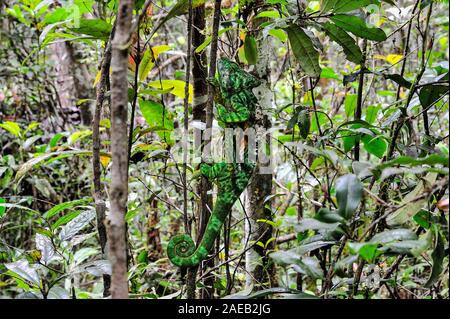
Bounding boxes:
167 162 254 267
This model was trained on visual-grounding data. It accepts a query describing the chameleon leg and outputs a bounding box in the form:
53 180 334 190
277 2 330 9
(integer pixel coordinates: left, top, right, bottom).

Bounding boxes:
235 163 255 191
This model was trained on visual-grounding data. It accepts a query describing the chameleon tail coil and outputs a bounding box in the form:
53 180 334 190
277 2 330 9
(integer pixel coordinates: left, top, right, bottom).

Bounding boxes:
166 234 205 267
167 198 231 267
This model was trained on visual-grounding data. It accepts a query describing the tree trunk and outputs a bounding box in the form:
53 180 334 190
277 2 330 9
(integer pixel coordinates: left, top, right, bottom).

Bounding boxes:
51 42 93 126
191 3 215 299
185 0 222 299
244 2 275 290
108 0 133 299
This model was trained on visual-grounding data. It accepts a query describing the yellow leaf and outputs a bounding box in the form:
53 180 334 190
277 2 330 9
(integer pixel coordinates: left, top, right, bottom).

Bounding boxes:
386 54 403 65
374 54 403 65
68 130 92 145
399 90 407 99
152 44 170 56
303 91 312 104
139 45 170 81
93 71 101 88
147 80 193 103
100 155 110 168
373 54 386 61
375 17 386 28
0 121 21 137
238 45 247 64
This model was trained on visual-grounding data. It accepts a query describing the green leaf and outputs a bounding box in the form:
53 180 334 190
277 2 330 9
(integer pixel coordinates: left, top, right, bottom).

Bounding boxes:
310 111 327 132
320 67 340 79
419 84 449 109
330 14 387 42
314 207 345 223
339 122 369 153
269 250 299 265
292 218 341 232
413 210 432 229
285 25 321 77
6 4 30 26
244 35 258 65
225 287 318 299
287 112 299 130
139 87 174 96
386 173 437 226
424 227 445 288
49 133 64 148
74 247 99 265
294 240 336 255
68 18 112 40
43 198 91 220
342 133 357 152
0 121 21 137
268 29 287 42
355 243 380 262
43 7 72 24
255 10 282 19
139 99 174 145
138 45 170 81
35 233 55 265
51 211 82 230
0 198 5 217
59 210 95 241
344 94 357 117
4 260 40 286
0 202 40 216
331 0 376 12
377 155 449 170
293 257 324 279
139 99 174 131
362 134 386 158
370 229 417 244
68 129 92 145
269 249 324 279
336 174 363 220
321 0 337 12
383 239 429 256
147 80 193 103
321 0 378 13
321 21 363 63
298 109 311 139
359 243 382 262
364 105 381 124
384 74 413 89
43 1 93 24
0 167 13 190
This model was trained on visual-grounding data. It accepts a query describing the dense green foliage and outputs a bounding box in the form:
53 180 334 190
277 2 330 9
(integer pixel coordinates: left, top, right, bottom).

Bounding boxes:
0 0 448 299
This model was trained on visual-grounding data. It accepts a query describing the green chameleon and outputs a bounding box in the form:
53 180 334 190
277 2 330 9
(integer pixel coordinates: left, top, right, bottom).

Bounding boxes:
167 57 261 268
